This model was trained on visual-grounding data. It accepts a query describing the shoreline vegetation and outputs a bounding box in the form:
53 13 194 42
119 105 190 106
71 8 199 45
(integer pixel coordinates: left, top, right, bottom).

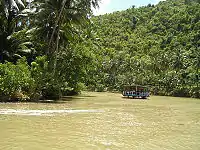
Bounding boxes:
0 90 199 103
0 0 200 102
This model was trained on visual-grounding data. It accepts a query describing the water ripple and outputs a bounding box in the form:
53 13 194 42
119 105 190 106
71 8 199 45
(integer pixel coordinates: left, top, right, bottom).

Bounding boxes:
0 109 103 116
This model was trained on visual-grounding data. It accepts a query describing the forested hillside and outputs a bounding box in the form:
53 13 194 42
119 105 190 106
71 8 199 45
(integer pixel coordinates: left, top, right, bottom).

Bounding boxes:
89 0 200 97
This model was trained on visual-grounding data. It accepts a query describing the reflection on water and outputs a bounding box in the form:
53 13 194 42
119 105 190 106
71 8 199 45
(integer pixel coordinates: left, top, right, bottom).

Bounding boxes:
0 92 200 150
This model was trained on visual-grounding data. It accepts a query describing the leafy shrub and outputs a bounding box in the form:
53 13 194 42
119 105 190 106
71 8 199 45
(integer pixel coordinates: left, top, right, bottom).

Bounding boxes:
0 57 34 101
95 84 105 92
190 86 200 98
86 85 96 91
171 87 190 97
30 56 49 100
75 82 86 92
31 56 63 100
0 56 87 101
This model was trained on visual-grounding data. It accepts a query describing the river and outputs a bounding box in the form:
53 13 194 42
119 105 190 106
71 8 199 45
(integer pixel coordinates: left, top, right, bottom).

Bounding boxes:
0 92 200 150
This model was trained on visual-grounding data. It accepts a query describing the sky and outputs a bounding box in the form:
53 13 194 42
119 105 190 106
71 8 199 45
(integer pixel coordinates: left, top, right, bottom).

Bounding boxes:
93 0 165 15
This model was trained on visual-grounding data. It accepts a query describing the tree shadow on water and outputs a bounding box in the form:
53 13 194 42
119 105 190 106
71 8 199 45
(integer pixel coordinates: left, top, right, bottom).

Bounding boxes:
61 96 81 100
0 94 97 104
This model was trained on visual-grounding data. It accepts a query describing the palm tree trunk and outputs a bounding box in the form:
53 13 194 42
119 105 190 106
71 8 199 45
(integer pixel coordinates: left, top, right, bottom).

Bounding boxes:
48 0 70 54
52 27 60 76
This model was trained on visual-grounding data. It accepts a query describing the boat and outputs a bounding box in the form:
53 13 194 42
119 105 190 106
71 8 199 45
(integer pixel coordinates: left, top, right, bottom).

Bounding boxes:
122 85 150 99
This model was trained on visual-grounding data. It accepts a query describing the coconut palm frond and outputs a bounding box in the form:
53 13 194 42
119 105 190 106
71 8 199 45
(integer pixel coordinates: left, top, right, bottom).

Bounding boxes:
10 0 19 11
15 0 25 8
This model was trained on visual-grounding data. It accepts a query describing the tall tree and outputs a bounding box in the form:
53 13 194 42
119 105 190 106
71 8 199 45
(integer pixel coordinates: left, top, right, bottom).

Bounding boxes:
0 0 25 62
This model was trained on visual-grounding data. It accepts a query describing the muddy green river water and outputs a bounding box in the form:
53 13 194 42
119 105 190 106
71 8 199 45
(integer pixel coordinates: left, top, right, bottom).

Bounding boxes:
0 92 200 150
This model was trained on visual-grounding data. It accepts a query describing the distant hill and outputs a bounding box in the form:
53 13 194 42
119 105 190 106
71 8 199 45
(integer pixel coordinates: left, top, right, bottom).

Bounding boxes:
90 0 200 97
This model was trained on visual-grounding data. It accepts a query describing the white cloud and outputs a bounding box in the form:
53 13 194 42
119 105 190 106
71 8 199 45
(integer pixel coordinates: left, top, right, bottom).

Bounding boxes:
93 0 112 16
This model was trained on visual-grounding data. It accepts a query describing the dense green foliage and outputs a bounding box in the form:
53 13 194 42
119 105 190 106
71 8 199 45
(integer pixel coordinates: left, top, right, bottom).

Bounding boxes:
0 58 33 101
0 0 199 101
0 0 99 101
90 0 200 97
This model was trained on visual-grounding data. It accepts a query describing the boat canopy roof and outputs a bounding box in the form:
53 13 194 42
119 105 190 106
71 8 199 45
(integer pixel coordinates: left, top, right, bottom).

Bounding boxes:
123 85 149 91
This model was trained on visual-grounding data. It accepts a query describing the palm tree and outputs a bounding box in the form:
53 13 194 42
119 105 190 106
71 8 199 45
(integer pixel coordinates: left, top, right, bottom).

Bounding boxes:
27 0 100 98
35 0 99 72
0 0 25 62
1 0 25 34
35 0 99 54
